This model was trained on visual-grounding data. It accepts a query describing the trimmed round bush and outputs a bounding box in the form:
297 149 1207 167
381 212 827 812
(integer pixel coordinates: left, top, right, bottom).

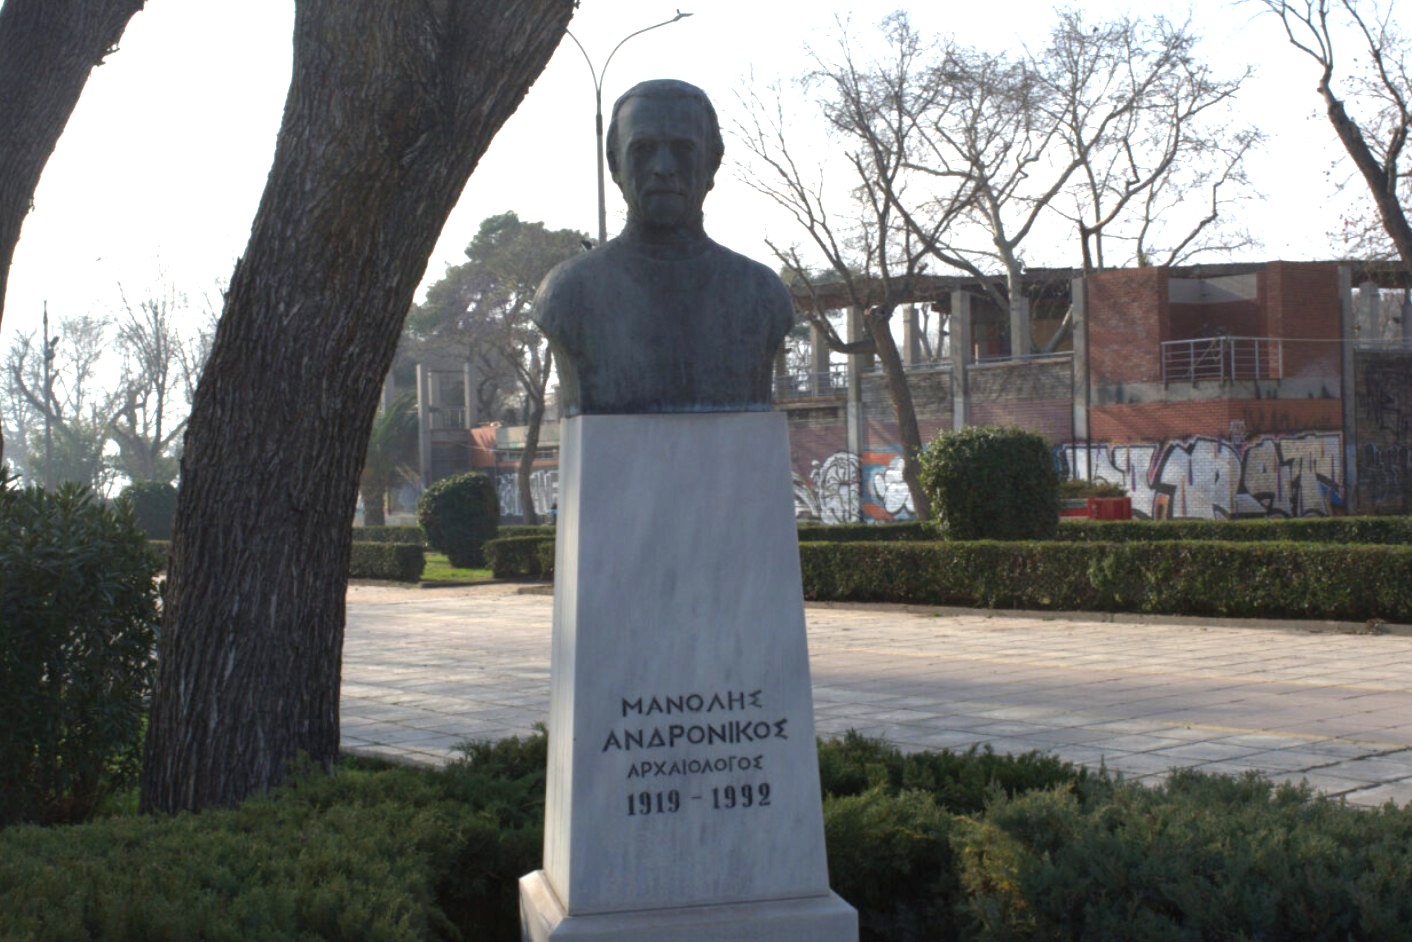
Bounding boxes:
918 425 1060 540
118 479 179 539
0 480 161 827
417 472 499 568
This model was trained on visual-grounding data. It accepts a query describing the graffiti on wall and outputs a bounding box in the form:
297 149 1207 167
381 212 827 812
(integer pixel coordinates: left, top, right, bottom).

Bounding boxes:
793 448 917 523
1057 432 1344 519
861 448 916 521
794 451 859 524
497 468 559 519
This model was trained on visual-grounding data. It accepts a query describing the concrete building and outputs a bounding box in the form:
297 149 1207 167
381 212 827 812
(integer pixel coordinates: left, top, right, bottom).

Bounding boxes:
403 260 1412 523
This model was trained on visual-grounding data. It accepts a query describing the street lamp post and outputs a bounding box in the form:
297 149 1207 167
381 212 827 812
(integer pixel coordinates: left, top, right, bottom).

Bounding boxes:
565 10 693 246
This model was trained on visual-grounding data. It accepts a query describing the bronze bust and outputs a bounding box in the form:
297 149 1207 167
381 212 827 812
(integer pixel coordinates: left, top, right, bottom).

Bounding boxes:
533 79 793 416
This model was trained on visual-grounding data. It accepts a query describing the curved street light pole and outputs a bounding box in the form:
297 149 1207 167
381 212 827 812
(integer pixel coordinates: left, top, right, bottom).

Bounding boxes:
565 10 693 246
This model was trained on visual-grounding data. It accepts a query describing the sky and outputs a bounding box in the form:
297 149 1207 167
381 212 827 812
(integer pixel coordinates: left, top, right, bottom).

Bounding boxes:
0 0 1371 352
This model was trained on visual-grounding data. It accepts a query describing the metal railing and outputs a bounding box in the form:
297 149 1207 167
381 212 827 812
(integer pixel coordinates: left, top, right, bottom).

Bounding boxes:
773 367 849 398
427 407 467 430
1161 336 1283 384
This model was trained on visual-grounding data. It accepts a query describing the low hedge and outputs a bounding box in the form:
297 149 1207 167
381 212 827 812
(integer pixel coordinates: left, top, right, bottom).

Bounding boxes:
799 539 1412 622
150 540 426 583
352 525 425 545
535 541 555 578
795 516 1412 545
1058 515 1412 545
349 542 426 583
499 525 555 540
797 521 933 542
6 734 1412 941
484 535 554 580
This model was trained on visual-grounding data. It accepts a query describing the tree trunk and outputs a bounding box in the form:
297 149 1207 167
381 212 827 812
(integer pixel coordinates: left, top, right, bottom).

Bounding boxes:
140 0 573 815
517 401 544 526
1319 81 1412 273
0 0 145 464
516 350 553 527
1002 258 1030 357
865 308 932 522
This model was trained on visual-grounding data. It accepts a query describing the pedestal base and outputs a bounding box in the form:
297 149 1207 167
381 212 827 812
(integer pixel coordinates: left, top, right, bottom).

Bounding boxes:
520 871 857 942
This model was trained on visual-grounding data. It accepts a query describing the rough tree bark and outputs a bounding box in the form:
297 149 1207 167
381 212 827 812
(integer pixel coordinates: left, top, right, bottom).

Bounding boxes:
864 306 931 522
140 0 573 814
0 0 145 464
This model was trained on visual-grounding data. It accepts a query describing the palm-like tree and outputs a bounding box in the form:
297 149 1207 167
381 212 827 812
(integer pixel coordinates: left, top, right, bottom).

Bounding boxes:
359 393 418 527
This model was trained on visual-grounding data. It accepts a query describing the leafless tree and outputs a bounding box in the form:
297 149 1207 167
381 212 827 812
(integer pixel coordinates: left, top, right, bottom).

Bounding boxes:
140 0 574 815
3 314 113 492
107 284 214 484
895 11 1257 353
0 0 146 465
735 15 977 521
1044 12 1261 270
1257 0 1412 270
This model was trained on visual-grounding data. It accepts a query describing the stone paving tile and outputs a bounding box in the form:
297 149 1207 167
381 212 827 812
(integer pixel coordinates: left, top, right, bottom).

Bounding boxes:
342 585 1412 806
1146 741 1266 763
1340 782 1412 807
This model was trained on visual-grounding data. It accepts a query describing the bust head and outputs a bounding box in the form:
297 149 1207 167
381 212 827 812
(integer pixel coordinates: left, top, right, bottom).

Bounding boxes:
606 80 724 235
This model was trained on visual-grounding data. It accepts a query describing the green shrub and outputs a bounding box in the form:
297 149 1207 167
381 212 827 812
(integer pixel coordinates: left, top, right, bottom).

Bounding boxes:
919 426 1059 540
352 524 425 545
0 763 459 941
798 539 1412 622
484 535 555 579
349 542 426 583
954 770 1412 940
796 521 934 542
8 733 1412 941
0 482 161 828
1059 515 1412 544
499 524 555 539
535 540 556 579
416 472 499 568
818 730 1090 815
825 788 962 942
116 480 179 540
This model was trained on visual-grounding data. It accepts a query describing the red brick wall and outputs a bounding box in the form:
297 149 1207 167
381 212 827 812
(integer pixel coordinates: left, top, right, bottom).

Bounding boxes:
971 401 1073 441
1260 262 1342 378
1092 399 1342 442
1087 267 1168 385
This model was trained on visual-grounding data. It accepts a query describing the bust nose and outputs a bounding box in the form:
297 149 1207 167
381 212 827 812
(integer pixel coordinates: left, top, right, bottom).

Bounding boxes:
647 144 676 179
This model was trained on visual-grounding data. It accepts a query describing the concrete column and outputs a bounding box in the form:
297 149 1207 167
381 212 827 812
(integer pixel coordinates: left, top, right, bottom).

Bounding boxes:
416 362 432 487
1070 277 1090 445
847 305 874 372
1340 266 1359 513
901 304 922 367
774 344 790 397
845 308 865 521
1403 290 1412 350
1356 280 1381 343
1010 295 1032 358
809 322 831 394
949 290 972 431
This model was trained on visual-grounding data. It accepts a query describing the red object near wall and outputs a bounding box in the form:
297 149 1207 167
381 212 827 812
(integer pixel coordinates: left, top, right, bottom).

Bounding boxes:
1087 497 1133 520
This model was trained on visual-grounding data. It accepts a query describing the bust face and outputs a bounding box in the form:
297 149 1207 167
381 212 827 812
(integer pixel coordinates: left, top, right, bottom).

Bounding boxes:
612 94 714 231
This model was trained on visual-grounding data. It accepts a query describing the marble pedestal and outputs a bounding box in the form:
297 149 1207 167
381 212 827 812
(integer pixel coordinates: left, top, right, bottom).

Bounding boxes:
520 412 855 942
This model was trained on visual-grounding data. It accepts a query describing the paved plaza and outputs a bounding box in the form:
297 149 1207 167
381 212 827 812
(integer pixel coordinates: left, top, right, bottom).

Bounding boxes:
343 583 1412 808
